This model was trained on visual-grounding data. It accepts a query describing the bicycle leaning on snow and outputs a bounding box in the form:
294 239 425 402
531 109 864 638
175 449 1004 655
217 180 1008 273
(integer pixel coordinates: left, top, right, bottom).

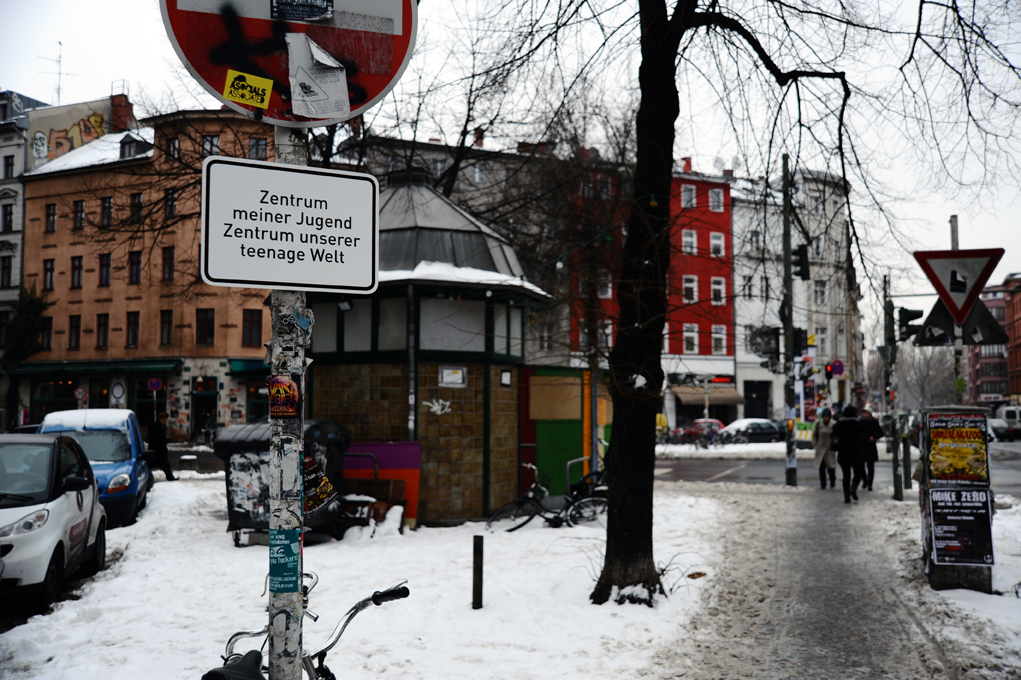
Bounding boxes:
200 571 410 680
486 461 608 532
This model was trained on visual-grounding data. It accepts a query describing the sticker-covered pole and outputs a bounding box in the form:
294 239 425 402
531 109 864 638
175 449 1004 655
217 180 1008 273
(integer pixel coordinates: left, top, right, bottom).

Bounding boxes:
268 126 313 680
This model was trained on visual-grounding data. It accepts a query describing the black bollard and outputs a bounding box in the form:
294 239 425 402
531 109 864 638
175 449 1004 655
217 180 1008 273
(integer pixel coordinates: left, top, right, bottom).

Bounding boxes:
473 535 483 609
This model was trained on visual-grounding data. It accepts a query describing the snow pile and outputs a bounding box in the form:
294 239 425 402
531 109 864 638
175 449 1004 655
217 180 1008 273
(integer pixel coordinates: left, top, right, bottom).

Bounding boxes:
657 441 909 460
0 476 723 679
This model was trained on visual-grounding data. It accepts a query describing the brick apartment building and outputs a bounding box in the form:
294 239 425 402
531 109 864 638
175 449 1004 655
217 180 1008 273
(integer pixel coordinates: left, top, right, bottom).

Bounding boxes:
966 286 1009 407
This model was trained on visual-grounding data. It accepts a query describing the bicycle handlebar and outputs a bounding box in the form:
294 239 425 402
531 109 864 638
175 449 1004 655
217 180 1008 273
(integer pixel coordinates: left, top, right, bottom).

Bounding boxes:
371 585 410 606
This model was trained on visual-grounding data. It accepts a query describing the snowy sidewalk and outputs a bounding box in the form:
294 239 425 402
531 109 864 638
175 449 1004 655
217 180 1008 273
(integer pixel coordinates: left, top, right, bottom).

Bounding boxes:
657 441 908 461
0 473 724 679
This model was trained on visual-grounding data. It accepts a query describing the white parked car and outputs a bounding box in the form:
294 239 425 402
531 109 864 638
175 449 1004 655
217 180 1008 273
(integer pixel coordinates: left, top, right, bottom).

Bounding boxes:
0 434 107 607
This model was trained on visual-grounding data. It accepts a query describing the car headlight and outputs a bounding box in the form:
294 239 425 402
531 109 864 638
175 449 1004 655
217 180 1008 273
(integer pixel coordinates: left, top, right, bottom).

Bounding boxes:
107 473 131 494
0 510 49 537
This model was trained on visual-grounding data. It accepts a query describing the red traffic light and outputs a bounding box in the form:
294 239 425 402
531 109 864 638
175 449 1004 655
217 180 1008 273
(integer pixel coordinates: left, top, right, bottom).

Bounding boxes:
825 363 834 380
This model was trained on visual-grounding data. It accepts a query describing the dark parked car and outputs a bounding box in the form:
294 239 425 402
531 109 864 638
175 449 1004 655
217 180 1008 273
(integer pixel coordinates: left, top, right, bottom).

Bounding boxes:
988 418 1016 442
717 418 783 444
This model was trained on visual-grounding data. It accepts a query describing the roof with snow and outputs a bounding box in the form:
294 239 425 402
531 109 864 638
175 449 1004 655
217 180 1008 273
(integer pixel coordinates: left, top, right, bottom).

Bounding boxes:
25 128 155 176
379 261 549 298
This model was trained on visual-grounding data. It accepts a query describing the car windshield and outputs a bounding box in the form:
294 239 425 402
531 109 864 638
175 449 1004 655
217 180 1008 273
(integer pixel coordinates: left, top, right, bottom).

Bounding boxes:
0 444 52 496
989 419 1009 428
54 430 131 462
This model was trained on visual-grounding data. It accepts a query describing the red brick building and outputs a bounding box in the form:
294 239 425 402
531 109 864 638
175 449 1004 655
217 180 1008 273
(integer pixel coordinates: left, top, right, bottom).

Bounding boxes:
967 285 1009 407
1003 273 1021 405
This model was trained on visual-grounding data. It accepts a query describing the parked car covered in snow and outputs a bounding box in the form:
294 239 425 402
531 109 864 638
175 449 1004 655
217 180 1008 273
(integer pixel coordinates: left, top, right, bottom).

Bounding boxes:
39 410 154 527
0 434 107 606
717 418 783 444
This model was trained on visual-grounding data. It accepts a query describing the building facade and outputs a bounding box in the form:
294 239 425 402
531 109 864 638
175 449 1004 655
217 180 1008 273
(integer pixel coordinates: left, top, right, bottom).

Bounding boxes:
966 286 1009 407
1002 273 1021 405
18 109 274 436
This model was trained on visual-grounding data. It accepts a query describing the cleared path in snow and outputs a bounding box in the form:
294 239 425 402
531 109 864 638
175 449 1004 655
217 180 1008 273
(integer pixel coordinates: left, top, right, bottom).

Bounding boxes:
654 482 1017 680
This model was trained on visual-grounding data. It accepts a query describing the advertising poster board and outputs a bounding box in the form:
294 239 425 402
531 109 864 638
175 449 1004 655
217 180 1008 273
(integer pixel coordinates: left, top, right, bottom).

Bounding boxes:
926 413 990 487
929 488 995 566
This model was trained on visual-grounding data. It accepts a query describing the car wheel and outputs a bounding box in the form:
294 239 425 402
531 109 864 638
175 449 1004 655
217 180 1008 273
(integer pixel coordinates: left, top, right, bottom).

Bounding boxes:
37 546 64 609
82 520 107 577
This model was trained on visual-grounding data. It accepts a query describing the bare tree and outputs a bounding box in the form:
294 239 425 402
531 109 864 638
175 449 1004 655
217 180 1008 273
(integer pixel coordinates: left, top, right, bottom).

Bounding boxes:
897 343 957 411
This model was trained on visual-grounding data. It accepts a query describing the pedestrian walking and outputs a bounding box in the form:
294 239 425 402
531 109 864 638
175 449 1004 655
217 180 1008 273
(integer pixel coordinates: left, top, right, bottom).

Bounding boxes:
831 405 865 503
148 411 176 481
859 408 884 491
812 408 837 489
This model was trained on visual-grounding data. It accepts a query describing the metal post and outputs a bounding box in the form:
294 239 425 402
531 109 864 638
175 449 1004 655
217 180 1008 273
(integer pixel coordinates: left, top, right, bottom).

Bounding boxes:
950 219 963 405
782 154 797 486
890 414 903 501
268 126 312 680
902 422 912 490
472 535 483 609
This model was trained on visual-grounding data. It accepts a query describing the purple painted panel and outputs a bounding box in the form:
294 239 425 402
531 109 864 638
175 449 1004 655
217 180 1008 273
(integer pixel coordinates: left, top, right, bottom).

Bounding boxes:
345 442 422 470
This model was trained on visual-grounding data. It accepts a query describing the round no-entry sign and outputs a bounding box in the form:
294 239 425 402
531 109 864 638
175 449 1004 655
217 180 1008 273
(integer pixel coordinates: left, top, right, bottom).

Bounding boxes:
74 387 88 401
148 378 164 391
832 360 844 376
160 0 418 127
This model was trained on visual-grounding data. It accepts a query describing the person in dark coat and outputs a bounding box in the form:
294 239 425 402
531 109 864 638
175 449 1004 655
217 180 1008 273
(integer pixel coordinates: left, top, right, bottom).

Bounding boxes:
831 405 865 503
148 412 176 481
859 407 884 491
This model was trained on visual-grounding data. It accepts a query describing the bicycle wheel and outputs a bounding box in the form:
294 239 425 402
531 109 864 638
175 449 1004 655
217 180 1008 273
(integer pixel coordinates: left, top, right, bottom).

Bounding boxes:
567 497 608 529
731 435 749 445
487 498 541 532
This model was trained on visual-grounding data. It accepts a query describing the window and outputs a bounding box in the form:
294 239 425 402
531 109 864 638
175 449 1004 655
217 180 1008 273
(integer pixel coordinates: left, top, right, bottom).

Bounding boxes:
981 381 1008 394
749 230 761 250
809 196 821 213
710 232 725 257
811 235 825 258
129 193 143 223
128 251 142 285
40 317 52 350
813 280 827 306
538 323 555 351
242 309 263 347
598 175 613 199
761 276 769 300
3 155 13 178
167 137 180 159
742 275 753 299
0 311 7 347
45 204 56 232
712 325 727 355
162 247 175 281
101 197 112 227
598 270 612 299
815 327 828 356
599 321 613 348
981 362 1007 376
681 185 696 209
202 135 220 157
682 275 698 303
126 312 140 348
98 253 111 287
469 164 485 184
43 259 54 290
164 189 177 219
681 230 697 254
160 310 173 346
709 188 724 212
196 308 215 346
431 158 446 179
96 313 109 349
68 315 81 350
980 344 1006 358
683 323 698 354
711 277 726 305
1 204 12 232
70 256 82 289
249 137 267 160
73 200 84 229
0 256 10 287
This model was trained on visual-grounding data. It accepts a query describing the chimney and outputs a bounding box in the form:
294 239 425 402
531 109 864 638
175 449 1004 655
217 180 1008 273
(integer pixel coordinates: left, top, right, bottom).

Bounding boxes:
474 126 485 147
349 115 363 138
682 157 692 173
110 94 133 133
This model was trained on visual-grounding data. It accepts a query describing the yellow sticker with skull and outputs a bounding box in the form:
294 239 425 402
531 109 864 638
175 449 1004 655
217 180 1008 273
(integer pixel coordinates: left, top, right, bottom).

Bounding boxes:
223 70 273 109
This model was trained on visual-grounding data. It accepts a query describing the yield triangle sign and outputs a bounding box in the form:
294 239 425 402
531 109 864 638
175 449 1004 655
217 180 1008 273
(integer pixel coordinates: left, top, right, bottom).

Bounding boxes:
913 248 1004 325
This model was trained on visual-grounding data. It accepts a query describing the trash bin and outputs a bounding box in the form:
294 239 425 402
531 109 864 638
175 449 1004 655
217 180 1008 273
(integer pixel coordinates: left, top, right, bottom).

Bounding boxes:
214 418 351 546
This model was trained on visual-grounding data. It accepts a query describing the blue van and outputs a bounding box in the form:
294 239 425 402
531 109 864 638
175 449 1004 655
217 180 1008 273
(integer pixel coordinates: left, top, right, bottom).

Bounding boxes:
39 409 154 527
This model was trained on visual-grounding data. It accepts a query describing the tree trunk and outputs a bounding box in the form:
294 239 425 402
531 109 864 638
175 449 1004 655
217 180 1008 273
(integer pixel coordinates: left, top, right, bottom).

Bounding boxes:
591 3 681 606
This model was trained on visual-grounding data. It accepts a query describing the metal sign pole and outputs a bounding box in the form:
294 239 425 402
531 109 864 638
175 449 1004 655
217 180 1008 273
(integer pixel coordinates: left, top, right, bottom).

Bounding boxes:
267 126 312 680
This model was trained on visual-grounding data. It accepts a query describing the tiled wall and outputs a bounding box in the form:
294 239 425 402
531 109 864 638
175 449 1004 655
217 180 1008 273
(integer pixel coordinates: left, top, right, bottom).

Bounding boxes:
312 363 409 442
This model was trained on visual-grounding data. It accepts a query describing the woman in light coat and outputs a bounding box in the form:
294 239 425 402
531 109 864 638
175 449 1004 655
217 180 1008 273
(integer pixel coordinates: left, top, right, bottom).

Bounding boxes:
812 408 837 489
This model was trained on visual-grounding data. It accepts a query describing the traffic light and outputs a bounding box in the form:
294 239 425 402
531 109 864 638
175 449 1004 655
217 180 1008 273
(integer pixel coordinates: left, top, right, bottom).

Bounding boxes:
792 244 810 281
898 308 924 342
793 327 808 356
825 363 833 380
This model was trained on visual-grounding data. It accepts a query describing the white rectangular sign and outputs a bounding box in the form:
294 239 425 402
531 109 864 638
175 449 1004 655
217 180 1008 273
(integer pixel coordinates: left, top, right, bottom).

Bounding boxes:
201 157 378 293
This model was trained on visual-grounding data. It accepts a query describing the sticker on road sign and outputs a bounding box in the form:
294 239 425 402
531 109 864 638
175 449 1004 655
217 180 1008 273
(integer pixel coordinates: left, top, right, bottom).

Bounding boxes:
222 70 273 109
913 249 1004 325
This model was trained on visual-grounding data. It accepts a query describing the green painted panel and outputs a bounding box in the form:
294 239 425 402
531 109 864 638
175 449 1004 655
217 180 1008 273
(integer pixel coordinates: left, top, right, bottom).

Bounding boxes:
536 420 583 495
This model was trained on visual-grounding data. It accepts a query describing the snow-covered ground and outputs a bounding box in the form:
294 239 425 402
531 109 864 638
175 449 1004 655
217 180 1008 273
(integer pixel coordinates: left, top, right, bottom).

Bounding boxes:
0 473 723 680
657 441 910 460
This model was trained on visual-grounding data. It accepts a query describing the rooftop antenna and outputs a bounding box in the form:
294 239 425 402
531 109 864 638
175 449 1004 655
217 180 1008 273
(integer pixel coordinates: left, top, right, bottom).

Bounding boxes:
38 41 78 105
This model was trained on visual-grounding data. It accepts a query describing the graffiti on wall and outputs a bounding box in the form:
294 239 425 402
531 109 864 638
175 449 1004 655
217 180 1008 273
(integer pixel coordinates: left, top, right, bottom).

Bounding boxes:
33 113 105 163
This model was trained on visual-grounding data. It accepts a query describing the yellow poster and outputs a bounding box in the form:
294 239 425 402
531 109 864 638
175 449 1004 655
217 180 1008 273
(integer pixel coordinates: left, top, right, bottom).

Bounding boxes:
927 414 989 485
223 70 273 109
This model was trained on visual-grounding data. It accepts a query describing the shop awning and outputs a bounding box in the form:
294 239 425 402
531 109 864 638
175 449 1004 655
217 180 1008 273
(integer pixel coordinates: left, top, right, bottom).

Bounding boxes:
10 358 183 376
227 359 270 377
670 385 746 406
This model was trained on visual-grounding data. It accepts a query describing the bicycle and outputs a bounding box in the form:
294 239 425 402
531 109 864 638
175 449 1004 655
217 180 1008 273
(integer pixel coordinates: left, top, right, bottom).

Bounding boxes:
486 461 608 532
201 572 410 680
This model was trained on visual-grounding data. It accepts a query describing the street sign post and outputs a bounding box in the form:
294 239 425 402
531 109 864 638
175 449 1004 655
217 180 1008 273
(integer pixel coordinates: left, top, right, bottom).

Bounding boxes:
913 248 1004 325
200 157 379 293
159 0 418 127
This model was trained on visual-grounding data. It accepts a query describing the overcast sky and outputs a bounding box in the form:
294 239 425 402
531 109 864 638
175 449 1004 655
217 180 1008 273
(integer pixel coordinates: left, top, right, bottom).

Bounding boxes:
1 0 1017 325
